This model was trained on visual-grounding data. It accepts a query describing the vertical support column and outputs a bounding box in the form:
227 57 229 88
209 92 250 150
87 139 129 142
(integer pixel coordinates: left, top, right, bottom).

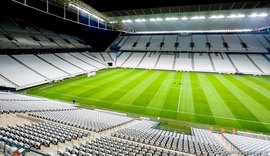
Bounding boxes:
24 0 27 5
97 19 100 28
46 0 49 13
63 4 66 19
88 14 90 26
88 15 91 26
105 22 107 30
77 8 79 23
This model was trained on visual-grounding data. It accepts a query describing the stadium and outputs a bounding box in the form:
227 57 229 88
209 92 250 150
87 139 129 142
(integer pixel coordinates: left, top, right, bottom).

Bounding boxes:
0 0 270 155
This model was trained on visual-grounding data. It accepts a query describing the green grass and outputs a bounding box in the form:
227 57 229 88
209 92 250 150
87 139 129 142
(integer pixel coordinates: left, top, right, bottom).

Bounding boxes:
24 68 270 134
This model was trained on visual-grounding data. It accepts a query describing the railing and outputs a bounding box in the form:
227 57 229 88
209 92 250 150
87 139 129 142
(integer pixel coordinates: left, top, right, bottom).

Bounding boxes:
0 137 49 156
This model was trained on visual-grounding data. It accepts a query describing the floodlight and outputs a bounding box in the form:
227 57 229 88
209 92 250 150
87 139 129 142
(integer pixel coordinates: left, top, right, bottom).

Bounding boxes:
248 13 268 17
165 17 179 21
190 16 205 20
181 17 188 20
209 15 225 19
227 14 245 18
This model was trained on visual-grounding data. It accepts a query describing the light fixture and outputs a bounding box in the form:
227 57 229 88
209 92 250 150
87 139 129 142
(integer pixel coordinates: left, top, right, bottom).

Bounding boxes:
209 15 225 19
248 13 268 17
122 19 133 23
181 17 188 20
109 21 118 24
190 16 205 20
227 14 245 18
165 17 179 21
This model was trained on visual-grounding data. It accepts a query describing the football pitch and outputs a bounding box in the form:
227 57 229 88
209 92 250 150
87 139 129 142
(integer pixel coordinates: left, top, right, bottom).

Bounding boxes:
26 68 270 133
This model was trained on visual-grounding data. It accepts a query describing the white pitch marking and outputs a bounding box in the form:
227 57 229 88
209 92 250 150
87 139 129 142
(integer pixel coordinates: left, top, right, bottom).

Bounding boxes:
177 73 184 112
38 90 270 125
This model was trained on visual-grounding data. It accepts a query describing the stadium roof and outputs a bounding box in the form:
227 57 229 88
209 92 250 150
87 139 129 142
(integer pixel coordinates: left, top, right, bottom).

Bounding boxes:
101 1 270 17
46 0 270 32
81 0 270 12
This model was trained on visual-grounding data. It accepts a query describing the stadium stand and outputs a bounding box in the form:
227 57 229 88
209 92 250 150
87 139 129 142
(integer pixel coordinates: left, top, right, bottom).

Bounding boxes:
28 109 134 132
137 52 160 69
193 53 213 72
37 54 85 76
174 53 193 71
0 91 270 155
223 133 270 155
112 120 229 155
155 54 175 70
0 0 270 155
60 137 188 156
0 55 48 89
112 51 270 75
237 131 270 141
210 54 236 73
0 92 75 113
55 53 95 72
112 34 269 53
0 51 108 90
12 54 69 80
122 52 146 68
0 18 92 50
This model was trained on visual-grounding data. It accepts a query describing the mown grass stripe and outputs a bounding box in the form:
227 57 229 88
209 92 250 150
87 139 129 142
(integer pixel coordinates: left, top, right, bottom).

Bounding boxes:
45 68 126 93
27 68 270 133
113 71 163 111
129 71 169 108
235 76 270 96
83 70 153 109
250 76 270 87
176 72 196 122
226 75 270 112
159 72 181 119
75 69 139 98
89 70 148 100
198 74 235 118
246 76 270 91
216 75 270 124
191 73 215 124
145 72 174 117
208 74 269 132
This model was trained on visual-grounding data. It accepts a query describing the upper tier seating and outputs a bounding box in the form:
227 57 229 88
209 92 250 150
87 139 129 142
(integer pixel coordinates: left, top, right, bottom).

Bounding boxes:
0 18 92 49
111 34 269 53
